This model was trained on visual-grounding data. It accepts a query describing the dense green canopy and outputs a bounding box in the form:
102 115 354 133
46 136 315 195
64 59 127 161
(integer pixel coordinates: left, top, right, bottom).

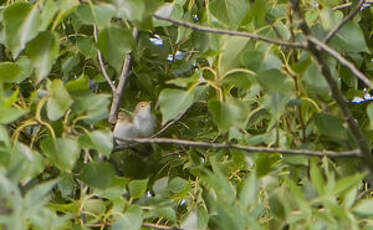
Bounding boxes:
1 0 373 229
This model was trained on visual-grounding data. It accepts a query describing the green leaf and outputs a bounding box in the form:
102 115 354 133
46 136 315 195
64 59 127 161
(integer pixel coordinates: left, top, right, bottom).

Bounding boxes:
250 0 268 26
97 26 134 72
41 137 80 172
222 71 255 89
8 142 44 180
303 63 329 96
0 107 28 124
77 37 97 58
241 50 264 72
47 79 74 121
158 88 194 125
39 0 58 31
83 199 106 216
239 172 258 209
146 207 176 221
269 193 286 219
197 207 209 229
353 199 373 216
129 178 148 199
320 7 340 31
168 177 187 194
314 113 347 141
4 2 40 58
152 177 168 195
114 0 144 21
367 104 373 130
14 56 33 83
204 158 236 204
333 173 364 195
72 93 111 123
0 62 23 83
80 162 116 189
263 92 291 120
88 130 113 157
255 154 281 177
310 159 325 195
209 0 249 28
0 57 33 83
74 3 116 27
208 100 243 132
25 31 60 83
256 69 294 95
332 21 370 53
181 211 199 230
112 206 143 230
24 179 58 208
219 36 250 76
65 74 90 92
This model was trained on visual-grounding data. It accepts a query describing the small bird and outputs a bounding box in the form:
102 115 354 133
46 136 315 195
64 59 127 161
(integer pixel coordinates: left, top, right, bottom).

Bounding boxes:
113 101 156 145
113 112 139 145
132 101 156 137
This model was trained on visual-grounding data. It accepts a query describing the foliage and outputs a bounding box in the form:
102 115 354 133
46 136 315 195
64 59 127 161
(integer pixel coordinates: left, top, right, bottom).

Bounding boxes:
0 0 373 229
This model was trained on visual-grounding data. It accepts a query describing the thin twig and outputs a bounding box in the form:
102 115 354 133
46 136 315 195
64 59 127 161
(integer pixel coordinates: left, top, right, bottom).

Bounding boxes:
333 0 373 10
290 0 373 173
153 14 307 49
142 223 183 230
307 36 373 90
93 25 116 92
115 137 361 158
324 0 365 43
357 187 373 200
108 28 139 124
152 107 190 137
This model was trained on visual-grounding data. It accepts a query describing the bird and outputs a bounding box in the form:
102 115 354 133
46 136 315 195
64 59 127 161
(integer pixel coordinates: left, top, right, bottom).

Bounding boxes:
113 101 156 146
132 101 156 137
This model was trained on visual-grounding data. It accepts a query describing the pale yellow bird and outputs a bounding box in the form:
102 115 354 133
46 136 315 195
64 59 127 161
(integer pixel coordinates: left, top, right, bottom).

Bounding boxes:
113 101 156 146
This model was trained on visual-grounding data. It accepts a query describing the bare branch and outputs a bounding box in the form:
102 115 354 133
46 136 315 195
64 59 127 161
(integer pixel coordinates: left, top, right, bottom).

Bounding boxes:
115 137 361 158
333 0 373 10
93 25 116 93
153 14 307 49
152 108 190 137
290 0 373 173
357 187 373 200
142 223 183 230
108 28 139 124
324 0 365 43
307 36 373 90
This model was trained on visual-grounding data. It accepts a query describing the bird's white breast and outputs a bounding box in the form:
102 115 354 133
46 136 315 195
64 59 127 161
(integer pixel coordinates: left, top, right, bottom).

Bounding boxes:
113 122 139 144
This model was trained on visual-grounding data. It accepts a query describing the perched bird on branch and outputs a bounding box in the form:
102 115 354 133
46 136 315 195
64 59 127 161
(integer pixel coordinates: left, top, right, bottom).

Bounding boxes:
113 101 156 153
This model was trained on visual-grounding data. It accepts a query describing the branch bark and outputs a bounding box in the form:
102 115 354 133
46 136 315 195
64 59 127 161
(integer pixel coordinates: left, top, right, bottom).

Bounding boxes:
333 0 373 10
115 137 361 158
142 223 183 230
93 25 116 93
108 28 139 124
324 0 365 43
307 36 373 90
153 14 307 49
290 0 373 172
152 107 190 137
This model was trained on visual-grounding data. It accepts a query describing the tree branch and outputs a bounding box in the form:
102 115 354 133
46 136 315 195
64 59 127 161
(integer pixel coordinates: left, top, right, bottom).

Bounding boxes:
153 14 307 49
324 0 365 43
142 223 183 230
93 25 116 93
290 0 373 173
333 0 373 10
307 36 373 90
108 28 139 124
152 107 190 137
115 137 361 158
